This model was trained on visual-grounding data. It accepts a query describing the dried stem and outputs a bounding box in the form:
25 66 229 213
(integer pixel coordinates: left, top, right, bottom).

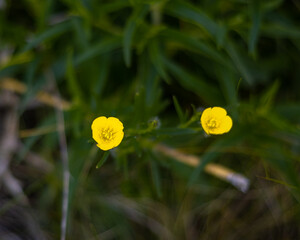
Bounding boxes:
57 101 70 240
45 71 70 240
0 91 29 203
155 144 250 192
0 78 71 110
151 3 162 25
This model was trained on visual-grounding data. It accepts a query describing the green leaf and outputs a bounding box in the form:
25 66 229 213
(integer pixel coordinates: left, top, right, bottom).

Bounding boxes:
259 176 297 189
66 50 83 106
0 52 34 70
123 5 149 67
24 57 40 86
155 127 197 137
75 37 122 65
51 37 121 80
160 28 231 68
258 80 280 114
136 24 166 53
162 57 223 104
98 0 130 13
248 1 262 54
172 96 186 123
275 103 300 123
261 0 283 11
134 87 146 123
216 22 227 48
224 39 255 86
16 115 56 162
71 17 89 50
148 39 170 83
261 22 300 39
93 54 111 98
22 20 72 52
96 151 110 169
166 0 219 38
150 158 162 198
137 54 168 117
188 132 244 186
215 65 238 115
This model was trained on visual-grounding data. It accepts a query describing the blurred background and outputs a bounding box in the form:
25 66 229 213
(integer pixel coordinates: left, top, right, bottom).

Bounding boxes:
0 0 300 239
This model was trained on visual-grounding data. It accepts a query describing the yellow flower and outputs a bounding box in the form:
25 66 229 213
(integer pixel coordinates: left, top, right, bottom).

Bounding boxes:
91 116 124 151
200 107 232 135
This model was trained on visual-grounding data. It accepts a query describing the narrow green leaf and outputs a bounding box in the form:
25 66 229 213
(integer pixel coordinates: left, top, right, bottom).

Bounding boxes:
93 54 111 98
248 1 262 54
138 53 168 117
0 52 34 70
261 0 283 11
22 20 72 52
134 87 146 123
75 37 122 65
96 151 110 169
52 37 121 80
98 1 130 13
72 17 89 50
160 28 231 69
16 116 56 162
137 25 166 53
66 50 83 106
215 65 238 115
258 80 280 114
216 23 227 48
275 103 300 123
261 22 300 39
224 39 254 86
148 39 170 83
166 0 218 38
150 159 162 198
155 127 197 137
123 5 149 67
19 75 47 115
188 132 244 186
172 96 186 123
259 176 297 189
162 57 223 104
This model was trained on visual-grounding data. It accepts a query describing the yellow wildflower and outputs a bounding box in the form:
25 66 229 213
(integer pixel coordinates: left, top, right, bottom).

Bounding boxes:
91 116 124 151
200 107 232 135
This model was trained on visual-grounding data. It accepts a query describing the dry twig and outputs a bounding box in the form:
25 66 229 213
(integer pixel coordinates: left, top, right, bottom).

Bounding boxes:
45 71 70 240
155 144 250 192
0 78 72 110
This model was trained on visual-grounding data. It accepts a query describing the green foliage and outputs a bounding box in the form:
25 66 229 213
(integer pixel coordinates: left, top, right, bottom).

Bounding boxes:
1 0 300 239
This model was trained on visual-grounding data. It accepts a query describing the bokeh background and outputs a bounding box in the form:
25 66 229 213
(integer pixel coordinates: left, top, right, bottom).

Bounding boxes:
0 0 300 239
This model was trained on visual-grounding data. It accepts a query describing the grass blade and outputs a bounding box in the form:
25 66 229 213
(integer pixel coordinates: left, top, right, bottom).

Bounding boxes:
248 1 262 54
123 5 149 67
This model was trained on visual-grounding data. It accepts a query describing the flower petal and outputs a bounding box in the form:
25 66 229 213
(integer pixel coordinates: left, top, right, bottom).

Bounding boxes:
97 142 115 151
201 107 212 120
200 107 232 135
107 117 124 132
91 116 125 151
219 115 233 133
92 116 107 130
200 108 212 134
113 130 124 148
211 107 227 118
91 116 107 143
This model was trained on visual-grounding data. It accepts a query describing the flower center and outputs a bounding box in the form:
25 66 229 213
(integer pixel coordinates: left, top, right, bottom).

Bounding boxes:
100 128 115 142
207 118 219 129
